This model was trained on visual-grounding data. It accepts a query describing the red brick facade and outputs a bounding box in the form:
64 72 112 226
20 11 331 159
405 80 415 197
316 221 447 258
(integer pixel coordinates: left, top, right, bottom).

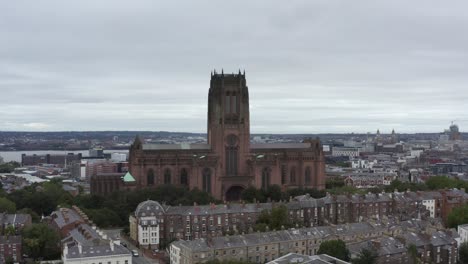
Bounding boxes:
129 71 326 200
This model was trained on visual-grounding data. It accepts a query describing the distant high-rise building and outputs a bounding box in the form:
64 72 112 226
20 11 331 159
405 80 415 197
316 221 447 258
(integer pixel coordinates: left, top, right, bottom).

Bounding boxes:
129 71 326 200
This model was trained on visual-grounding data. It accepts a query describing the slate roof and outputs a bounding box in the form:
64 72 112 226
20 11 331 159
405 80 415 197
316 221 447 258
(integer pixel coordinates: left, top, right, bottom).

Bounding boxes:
165 203 272 216
267 253 350 264
65 243 130 259
51 208 84 229
142 143 210 150
135 200 165 218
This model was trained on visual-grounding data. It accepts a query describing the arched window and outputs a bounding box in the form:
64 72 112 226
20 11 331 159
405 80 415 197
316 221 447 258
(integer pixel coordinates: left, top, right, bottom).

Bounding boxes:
164 168 171 185
261 167 271 189
290 166 296 184
202 168 211 193
180 168 188 186
281 165 287 185
147 169 155 185
305 166 311 185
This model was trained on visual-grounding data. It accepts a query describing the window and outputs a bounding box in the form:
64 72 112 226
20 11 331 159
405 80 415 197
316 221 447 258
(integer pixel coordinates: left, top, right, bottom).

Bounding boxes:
231 94 237 113
164 168 171 184
180 168 188 186
147 169 155 185
225 93 231 113
202 168 211 193
305 166 311 184
290 166 296 183
261 167 271 189
225 92 238 114
281 165 287 184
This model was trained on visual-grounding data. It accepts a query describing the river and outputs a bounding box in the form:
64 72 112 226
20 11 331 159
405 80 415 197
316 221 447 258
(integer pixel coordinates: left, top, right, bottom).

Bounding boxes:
0 149 129 162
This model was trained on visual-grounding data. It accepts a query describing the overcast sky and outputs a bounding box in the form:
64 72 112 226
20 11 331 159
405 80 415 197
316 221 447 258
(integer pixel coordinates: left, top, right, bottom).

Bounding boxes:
1 1 467 134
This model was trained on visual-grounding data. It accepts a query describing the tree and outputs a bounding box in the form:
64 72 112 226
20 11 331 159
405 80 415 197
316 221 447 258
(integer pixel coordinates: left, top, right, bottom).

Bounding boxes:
351 248 378 264
317 239 350 261
255 205 291 231
264 185 282 202
0 161 20 173
407 244 419 264
447 204 468 228
0 197 16 213
241 186 265 203
460 242 468 264
4 225 16 236
22 223 61 260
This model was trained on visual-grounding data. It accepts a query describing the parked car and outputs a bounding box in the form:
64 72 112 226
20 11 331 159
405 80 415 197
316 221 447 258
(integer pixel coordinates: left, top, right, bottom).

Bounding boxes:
131 250 139 257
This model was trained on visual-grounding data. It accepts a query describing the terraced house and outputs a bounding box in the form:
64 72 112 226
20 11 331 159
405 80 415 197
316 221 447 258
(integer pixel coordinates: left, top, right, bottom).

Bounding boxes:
129 189 468 247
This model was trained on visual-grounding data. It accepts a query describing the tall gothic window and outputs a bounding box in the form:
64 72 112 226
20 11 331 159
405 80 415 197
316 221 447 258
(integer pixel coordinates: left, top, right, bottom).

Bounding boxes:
147 169 155 185
290 166 296 184
225 92 238 114
262 167 271 189
202 168 211 193
225 135 238 176
281 165 287 185
164 168 171 185
305 166 311 185
180 168 188 186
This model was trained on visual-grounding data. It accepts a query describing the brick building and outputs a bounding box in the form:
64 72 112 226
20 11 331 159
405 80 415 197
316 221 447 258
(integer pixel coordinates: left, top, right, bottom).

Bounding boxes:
130 189 467 247
21 153 81 167
0 236 22 263
169 219 458 264
128 71 326 200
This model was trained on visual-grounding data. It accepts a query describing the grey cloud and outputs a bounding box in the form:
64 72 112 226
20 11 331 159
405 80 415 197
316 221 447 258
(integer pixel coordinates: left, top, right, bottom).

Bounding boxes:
0 0 467 133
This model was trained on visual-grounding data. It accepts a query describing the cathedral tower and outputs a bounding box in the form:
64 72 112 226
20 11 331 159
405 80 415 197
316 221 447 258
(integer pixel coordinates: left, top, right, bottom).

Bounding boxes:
207 70 250 180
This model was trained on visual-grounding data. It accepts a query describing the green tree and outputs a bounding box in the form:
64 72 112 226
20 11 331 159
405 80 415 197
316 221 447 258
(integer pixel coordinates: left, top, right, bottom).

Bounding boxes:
317 239 350 261
0 161 20 173
4 225 16 236
351 248 378 264
460 242 468 264
407 244 419 264
255 205 291 231
447 204 468 228
241 186 265 203
22 223 61 260
264 185 282 202
0 197 16 213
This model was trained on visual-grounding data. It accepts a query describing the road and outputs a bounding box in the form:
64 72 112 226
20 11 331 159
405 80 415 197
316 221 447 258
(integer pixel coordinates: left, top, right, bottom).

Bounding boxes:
102 229 158 264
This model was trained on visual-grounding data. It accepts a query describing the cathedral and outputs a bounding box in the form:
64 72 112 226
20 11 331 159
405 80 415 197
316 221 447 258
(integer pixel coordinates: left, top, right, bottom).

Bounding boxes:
128 71 325 200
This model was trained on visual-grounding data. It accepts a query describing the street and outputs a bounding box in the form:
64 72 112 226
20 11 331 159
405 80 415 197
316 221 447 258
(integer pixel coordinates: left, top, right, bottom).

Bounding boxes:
102 229 158 264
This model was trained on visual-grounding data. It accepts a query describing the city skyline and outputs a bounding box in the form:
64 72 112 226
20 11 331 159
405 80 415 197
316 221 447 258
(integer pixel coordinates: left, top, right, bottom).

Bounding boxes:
1 1 468 133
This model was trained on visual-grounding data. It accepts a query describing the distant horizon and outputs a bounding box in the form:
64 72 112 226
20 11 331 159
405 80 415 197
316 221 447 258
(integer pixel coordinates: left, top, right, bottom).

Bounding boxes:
0 129 464 135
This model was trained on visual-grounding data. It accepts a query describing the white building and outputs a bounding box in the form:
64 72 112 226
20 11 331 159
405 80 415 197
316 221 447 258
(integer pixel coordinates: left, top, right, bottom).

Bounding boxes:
420 192 442 218
170 243 182 264
111 153 127 162
351 159 376 169
129 200 164 248
63 241 132 264
458 224 468 246
332 147 360 158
